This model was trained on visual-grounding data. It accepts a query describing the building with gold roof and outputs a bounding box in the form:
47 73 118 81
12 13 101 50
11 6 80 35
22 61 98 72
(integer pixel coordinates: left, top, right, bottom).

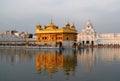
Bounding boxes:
36 21 77 47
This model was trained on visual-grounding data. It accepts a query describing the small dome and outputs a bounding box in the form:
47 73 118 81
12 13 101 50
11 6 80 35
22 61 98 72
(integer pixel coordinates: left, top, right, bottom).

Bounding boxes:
36 24 42 30
36 24 41 27
86 20 93 28
66 22 70 26
71 23 75 29
47 23 55 27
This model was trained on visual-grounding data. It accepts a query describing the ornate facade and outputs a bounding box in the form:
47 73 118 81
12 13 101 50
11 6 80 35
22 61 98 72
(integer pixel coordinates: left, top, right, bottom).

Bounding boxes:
77 21 97 46
36 21 77 47
78 21 120 47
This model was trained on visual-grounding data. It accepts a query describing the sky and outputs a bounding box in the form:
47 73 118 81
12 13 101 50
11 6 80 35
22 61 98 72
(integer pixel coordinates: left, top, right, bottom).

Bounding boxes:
0 0 120 34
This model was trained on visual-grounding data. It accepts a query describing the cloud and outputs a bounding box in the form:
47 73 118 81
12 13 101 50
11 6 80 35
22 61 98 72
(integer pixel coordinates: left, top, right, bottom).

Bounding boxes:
0 0 120 33
1 0 119 18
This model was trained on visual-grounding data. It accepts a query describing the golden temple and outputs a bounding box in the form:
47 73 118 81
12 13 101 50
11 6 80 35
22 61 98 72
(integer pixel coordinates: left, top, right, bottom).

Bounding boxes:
36 21 77 47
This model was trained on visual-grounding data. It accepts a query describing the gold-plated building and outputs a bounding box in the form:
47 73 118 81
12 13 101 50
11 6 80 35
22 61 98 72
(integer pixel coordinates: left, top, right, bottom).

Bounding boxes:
36 21 77 47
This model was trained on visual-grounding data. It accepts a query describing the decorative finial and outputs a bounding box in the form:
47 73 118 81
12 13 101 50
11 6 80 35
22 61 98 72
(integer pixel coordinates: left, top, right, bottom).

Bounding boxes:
66 21 70 26
51 19 53 24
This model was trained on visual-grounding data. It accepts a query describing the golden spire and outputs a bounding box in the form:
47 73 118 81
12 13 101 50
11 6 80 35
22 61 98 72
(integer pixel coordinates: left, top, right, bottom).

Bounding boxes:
50 19 53 24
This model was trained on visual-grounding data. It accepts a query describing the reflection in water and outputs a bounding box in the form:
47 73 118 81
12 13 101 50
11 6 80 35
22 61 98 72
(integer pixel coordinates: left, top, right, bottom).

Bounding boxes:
36 50 77 76
96 48 120 62
78 48 120 73
0 48 36 65
78 48 96 72
1 47 120 80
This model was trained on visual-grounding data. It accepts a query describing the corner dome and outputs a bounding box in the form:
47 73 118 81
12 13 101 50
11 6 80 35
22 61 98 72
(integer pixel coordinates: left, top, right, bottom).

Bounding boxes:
36 24 41 27
66 22 70 26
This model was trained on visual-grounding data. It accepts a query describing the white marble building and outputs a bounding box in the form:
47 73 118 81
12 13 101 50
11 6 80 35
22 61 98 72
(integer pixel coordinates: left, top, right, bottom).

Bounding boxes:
97 33 120 45
77 21 120 46
77 21 97 46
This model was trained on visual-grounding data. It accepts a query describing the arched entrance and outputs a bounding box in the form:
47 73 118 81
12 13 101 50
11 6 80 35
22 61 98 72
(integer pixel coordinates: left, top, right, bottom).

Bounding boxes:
86 41 90 44
82 41 85 45
91 41 94 46
86 41 90 46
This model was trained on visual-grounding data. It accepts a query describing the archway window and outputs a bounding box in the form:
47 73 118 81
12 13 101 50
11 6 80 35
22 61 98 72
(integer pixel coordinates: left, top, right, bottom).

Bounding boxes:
42 37 44 39
45 37 47 39
66 37 68 40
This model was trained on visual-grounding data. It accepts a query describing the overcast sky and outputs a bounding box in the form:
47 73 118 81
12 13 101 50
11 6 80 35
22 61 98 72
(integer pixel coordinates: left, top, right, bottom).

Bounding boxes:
0 0 120 33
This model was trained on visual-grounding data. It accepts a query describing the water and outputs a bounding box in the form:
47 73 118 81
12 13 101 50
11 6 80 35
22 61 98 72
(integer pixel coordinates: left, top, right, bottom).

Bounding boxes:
0 47 120 81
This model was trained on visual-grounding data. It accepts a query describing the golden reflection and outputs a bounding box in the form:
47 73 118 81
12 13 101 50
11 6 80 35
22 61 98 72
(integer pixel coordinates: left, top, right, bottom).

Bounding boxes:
36 50 77 76
36 51 63 74
1 47 120 76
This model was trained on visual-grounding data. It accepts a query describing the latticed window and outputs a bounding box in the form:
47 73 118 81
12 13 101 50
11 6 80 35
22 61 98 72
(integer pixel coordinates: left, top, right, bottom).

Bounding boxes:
45 37 47 39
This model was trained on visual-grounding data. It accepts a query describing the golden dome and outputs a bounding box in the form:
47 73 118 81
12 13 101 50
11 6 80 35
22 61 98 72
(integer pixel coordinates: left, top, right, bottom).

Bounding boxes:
36 24 42 30
45 21 58 29
66 22 70 26
36 24 41 27
71 23 75 29
47 22 55 27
